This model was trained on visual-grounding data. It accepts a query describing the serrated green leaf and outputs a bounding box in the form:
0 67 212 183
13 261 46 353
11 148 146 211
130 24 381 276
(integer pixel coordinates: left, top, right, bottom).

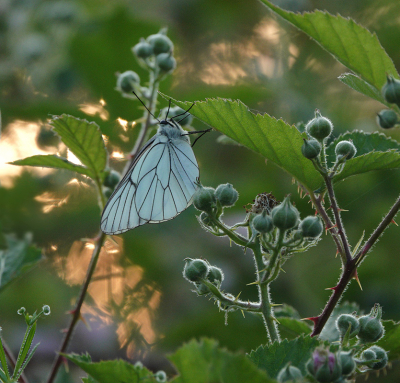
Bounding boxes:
319 302 360 342
169 338 272 383
248 336 319 378
260 1 399 91
277 318 312 340
376 320 400 360
0 235 42 292
10 155 95 179
162 95 323 192
50 115 107 183
64 353 157 383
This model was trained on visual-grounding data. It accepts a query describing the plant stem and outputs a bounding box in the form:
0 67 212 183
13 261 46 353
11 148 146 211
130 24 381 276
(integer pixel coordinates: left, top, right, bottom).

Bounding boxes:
211 217 249 247
46 231 106 383
2 339 28 383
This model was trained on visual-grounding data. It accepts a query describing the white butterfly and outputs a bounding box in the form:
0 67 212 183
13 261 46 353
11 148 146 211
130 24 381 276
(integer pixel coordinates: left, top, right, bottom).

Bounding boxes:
101 115 207 235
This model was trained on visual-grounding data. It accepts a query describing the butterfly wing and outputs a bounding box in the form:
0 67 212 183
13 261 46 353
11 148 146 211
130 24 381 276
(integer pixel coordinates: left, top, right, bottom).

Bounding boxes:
100 135 199 235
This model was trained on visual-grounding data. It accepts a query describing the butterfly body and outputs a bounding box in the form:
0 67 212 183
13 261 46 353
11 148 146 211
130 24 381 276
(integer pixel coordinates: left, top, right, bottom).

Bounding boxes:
101 119 199 235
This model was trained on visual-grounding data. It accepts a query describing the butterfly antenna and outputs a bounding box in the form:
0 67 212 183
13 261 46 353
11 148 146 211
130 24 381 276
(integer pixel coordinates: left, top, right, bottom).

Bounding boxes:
165 99 172 119
131 90 160 123
173 102 195 121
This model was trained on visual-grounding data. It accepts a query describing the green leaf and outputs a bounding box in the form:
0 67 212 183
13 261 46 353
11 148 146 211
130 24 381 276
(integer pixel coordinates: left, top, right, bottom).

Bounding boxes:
248 335 319 379
376 320 400 360
64 353 157 383
163 95 323 192
50 115 108 183
0 335 11 380
0 235 42 292
14 323 36 378
10 155 95 179
169 338 272 383
319 302 360 342
259 1 399 91
277 318 312 340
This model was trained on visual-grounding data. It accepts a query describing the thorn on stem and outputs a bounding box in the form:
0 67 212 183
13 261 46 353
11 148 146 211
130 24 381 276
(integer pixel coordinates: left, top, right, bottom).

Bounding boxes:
302 316 319 325
391 219 398 226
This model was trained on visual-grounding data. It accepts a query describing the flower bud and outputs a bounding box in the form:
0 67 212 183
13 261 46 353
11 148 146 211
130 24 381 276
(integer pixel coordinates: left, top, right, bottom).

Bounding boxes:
132 40 153 59
277 364 302 382
336 313 360 339
339 351 356 376
362 346 388 370
207 266 224 286
271 196 300 231
103 170 121 189
306 349 342 383
252 210 273 234
104 187 113 199
215 183 239 207
301 139 321 159
147 33 173 55
335 140 357 161
377 109 398 129
306 110 333 141
195 282 210 295
357 304 384 343
17 307 26 315
162 106 193 126
299 216 323 238
117 70 140 93
193 186 217 213
156 53 176 73
42 305 51 315
154 370 167 382
199 212 213 227
382 75 400 106
183 258 209 283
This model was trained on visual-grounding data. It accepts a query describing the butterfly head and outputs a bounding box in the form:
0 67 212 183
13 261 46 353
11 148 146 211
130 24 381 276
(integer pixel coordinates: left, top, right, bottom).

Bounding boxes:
158 118 189 142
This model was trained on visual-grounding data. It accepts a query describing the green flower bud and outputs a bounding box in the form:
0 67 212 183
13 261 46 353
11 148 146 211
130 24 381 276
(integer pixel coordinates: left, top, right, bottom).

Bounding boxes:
252 210 273 234
147 33 173 55
117 70 140 93
215 183 239 207
193 186 217 213
361 349 376 363
199 212 213 227
132 40 153 59
271 196 300 231
299 216 323 238
154 370 167 382
339 351 356 376
183 258 209 283
207 266 224 286
42 305 51 315
17 307 26 315
336 313 360 339
363 346 388 370
293 230 303 242
103 170 121 189
306 110 333 141
104 187 113 199
277 364 302 382
377 109 398 129
382 75 400 107
195 282 211 295
335 140 357 161
306 349 342 383
156 53 176 73
357 304 384 343
301 139 321 159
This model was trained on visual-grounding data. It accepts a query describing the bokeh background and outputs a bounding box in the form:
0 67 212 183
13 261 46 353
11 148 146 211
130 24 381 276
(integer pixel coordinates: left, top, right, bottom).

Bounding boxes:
1 0 400 381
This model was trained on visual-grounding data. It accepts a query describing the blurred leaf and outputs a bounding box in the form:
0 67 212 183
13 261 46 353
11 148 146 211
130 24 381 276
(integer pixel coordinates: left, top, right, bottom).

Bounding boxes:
50 115 108 183
169 338 272 383
216 134 242 146
248 335 319 378
10 155 95 179
260 1 399 91
319 302 360 342
163 95 322 192
278 318 312 340
0 235 42 292
64 353 157 383
376 320 400 360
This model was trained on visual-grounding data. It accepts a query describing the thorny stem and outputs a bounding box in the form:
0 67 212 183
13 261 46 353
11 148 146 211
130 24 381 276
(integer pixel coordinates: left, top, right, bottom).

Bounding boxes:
46 231 107 383
2 339 28 383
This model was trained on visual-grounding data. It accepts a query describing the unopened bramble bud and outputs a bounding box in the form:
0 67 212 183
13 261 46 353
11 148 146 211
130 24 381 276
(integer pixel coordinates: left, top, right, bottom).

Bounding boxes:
336 313 360 339
382 75 400 107
193 186 217 213
357 304 384 343
103 170 121 189
252 210 273 234
132 40 153 59
301 139 321 159
339 351 356 376
335 140 357 161
377 109 398 129
271 196 299 231
299 216 323 238
207 266 224 286
215 183 239 207
362 346 388 370
147 33 173 55
156 53 176 72
117 70 140 93
183 258 209 282
195 282 210 295
154 370 167 382
306 349 342 383
277 364 302 382
306 110 333 141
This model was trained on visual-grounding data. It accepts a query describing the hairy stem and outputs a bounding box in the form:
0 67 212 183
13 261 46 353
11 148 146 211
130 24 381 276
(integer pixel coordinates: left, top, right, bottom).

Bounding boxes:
2 339 28 383
211 217 249 247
